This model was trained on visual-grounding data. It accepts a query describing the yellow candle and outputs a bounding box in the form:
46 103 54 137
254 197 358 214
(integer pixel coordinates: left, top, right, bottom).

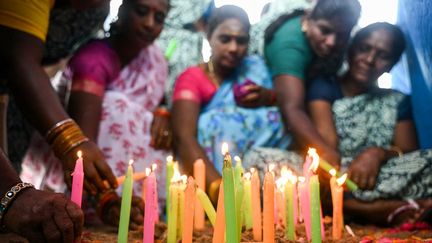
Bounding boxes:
243 172 253 230
166 155 174 221
117 160 134 243
285 175 297 241
182 177 196 243
196 187 217 226
194 158 206 230
177 175 187 239
167 171 180 243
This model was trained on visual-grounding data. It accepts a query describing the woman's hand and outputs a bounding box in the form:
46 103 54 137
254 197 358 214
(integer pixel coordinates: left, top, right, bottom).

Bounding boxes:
102 195 145 230
236 84 275 108
150 110 172 150
63 140 117 195
3 188 84 243
348 147 385 190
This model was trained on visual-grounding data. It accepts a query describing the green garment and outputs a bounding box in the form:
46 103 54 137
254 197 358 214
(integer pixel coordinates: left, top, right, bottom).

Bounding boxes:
264 16 313 80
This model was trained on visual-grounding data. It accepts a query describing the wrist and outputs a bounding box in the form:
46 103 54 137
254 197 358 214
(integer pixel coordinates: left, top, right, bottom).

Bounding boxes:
96 189 119 221
0 182 35 228
266 90 277 106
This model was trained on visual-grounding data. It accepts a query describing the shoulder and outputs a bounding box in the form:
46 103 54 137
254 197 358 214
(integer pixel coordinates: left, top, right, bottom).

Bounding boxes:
70 39 116 66
145 43 167 67
307 77 341 103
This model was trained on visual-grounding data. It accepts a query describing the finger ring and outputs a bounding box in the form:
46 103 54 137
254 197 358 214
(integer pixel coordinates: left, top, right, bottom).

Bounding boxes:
163 131 169 136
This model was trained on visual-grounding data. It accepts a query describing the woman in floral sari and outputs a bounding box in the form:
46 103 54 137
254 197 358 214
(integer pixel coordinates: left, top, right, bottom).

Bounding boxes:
171 5 289 201
20 0 171 229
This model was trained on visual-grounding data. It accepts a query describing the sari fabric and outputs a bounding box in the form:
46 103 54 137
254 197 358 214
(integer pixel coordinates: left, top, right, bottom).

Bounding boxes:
192 56 290 173
20 41 169 199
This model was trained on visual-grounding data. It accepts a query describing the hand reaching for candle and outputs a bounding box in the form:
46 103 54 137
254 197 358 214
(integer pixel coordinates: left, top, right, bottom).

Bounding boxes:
150 109 172 150
3 188 84 243
101 195 145 230
348 147 385 190
236 84 275 108
63 141 117 195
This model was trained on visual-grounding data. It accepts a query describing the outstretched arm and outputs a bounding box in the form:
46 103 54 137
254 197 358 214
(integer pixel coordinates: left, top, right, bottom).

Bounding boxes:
274 74 340 167
171 100 221 190
0 26 116 194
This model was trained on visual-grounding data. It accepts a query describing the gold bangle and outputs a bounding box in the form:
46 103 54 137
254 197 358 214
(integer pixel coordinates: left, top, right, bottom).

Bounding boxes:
45 118 74 142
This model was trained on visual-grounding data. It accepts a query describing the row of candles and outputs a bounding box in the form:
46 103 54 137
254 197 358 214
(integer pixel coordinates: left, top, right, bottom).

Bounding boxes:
69 144 357 243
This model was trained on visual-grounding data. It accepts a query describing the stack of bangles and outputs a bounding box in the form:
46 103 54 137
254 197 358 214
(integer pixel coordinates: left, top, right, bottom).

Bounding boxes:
45 118 89 159
96 189 119 221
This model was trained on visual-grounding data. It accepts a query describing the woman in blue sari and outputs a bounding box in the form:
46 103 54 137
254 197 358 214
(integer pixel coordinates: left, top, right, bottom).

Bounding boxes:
171 5 289 201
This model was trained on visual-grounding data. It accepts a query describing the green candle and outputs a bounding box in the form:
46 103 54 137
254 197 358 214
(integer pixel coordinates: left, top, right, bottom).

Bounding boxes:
243 173 253 230
319 159 358 191
117 160 134 243
223 151 238 243
167 181 179 243
196 188 217 226
285 180 296 241
166 156 174 221
164 39 178 61
310 175 322 243
235 179 244 236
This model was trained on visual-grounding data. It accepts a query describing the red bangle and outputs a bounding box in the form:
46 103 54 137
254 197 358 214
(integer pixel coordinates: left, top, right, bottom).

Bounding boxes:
153 107 170 117
269 90 277 105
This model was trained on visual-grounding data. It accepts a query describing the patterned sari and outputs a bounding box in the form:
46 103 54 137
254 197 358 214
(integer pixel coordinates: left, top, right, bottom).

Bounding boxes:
196 56 290 173
245 90 432 201
20 42 169 200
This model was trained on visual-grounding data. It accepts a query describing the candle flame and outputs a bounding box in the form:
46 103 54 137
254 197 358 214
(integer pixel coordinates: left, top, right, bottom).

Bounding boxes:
308 148 319 173
329 169 337 177
77 150 82 158
289 175 298 184
276 177 287 189
145 168 151 176
181 175 188 184
280 166 288 177
244 172 251 180
234 156 242 166
173 162 179 171
171 170 181 183
221 142 229 155
298 176 306 183
151 163 157 172
336 173 348 186
250 167 256 174
268 163 276 172
166 155 173 163
129 159 134 166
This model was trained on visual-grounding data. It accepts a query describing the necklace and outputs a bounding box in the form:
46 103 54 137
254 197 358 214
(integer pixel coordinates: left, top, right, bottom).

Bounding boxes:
207 59 220 88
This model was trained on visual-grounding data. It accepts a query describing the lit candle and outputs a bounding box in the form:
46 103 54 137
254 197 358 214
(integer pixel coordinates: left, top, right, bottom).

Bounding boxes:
234 156 244 234
142 168 151 201
212 181 225 243
251 168 262 241
178 175 187 239
275 178 285 225
309 154 322 243
71 151 84 207
151 164 159 223
221 143 238 243
143 169 156 243
263 170 275 243
243 172 253 230
167 171 180 243
285 174 297 241
330 169 346 240
166 155 174 220
193 158 206 230
319 158 358 191
118 159 134 243
298 176 311 240
196 187 216 226
182 177 195 243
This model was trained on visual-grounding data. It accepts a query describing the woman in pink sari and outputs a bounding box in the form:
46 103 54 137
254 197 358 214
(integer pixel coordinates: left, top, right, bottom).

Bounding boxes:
20 0 171 229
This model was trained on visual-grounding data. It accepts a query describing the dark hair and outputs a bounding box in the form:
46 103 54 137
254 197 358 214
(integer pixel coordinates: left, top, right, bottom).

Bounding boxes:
206 5 250 39
265 0 361 44
349 22 406 65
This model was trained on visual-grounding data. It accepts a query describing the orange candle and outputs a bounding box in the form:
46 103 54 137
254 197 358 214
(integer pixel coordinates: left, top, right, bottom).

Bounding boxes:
194 158 206 230
330 170 346 240
212 181 225 243
251 168 262 241
263 171 275 243
182 177 196 243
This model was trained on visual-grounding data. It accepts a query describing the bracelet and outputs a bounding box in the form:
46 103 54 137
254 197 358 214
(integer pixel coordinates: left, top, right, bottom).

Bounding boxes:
0 182 34 226
96 190 119 220
153 107 170 117
268 90 277 106
45 118 74 142
388 145 403 158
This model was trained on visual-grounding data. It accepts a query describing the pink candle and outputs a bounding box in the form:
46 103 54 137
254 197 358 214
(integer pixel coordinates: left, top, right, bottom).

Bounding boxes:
71 151 84 207
143 171 156 243
298 176 311 240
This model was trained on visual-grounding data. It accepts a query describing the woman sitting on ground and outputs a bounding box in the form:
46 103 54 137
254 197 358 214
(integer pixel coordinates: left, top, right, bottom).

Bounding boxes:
307 22 432 226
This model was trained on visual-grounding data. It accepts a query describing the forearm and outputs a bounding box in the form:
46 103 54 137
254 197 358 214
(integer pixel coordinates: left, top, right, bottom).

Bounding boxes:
0 150 21 195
